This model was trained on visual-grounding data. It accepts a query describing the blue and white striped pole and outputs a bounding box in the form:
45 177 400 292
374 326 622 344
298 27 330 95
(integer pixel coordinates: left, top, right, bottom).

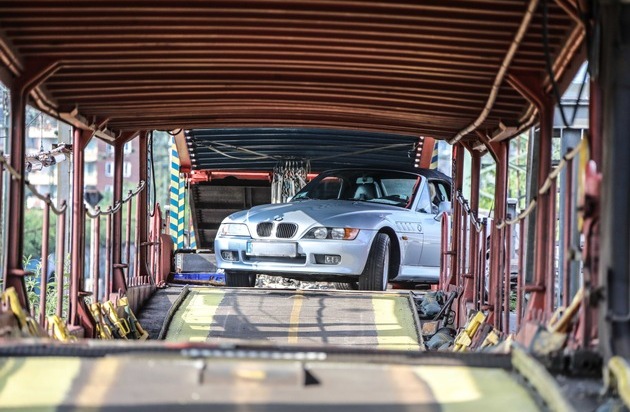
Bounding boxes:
169 137 185 250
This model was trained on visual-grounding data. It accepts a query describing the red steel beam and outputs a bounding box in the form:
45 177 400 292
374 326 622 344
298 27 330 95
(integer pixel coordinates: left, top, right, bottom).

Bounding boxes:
3 59 59 309
111 140 126 295
462 146 481 319
507 71 555 317
451 144 465 325
136 131 149 278
70 127 93 325
55 207 66 318
38 200 50 326
479 135 509 330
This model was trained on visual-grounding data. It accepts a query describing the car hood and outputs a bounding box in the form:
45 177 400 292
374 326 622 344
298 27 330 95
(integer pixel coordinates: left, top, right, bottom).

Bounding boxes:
225 199 412 230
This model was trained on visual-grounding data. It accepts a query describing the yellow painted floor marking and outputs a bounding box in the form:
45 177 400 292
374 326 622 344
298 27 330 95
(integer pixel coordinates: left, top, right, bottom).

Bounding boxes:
74 357 122 408
165 288 225 342
372 294 421 351
413 366 539 412
0 357 81 409
288 290 304 344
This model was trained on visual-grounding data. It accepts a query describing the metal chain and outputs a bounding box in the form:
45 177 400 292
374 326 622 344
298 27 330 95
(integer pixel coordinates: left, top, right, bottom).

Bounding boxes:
455 191 486 233
0 152 67 215
496 140 584 229
85 180 145 218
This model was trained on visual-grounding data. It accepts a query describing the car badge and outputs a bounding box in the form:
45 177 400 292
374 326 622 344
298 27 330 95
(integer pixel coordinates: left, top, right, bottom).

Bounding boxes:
274 215 283 221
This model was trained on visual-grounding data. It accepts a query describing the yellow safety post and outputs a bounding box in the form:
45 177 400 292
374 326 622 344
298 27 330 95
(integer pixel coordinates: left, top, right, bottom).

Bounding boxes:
88 303 114 340
117 297 149 340
480 329 501 349
606 357 630 409
453 311 486 351
1 287 46 337
48 315 77 342
101 301 131 339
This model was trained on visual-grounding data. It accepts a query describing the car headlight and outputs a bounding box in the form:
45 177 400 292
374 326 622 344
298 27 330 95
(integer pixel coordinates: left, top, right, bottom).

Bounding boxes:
218 223 251 237
303 227 359 240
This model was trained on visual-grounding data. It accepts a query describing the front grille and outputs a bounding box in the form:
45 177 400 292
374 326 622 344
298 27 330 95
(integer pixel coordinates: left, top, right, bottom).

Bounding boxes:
276 223 298 238
257 222 273 237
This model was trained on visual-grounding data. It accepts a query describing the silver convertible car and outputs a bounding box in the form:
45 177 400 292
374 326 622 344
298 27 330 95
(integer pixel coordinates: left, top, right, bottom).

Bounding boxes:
215 168 451 290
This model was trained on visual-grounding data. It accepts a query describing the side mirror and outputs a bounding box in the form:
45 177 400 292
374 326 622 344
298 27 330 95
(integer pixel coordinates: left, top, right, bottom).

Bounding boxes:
438 201 451 214
434 201 451 220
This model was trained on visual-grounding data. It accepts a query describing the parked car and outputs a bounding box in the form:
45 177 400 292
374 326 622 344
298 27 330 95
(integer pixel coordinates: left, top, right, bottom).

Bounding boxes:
215 167 451 290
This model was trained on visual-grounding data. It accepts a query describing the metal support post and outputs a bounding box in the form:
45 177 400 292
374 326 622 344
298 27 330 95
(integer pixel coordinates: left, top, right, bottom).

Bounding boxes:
597 0 630 359
39 200 51 326
111 140 127 294
476 131 508 329
3 60 59 309
463 148 481 319
451 144 465 325
546 178 558 313
137 131 149 278
4 83 28 306
91 214 100 302
70 128 93 325
507 72 555 317
558 130 581 307
55 208 66 318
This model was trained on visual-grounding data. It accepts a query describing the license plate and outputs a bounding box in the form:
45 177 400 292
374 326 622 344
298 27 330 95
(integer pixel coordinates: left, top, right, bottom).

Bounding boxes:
246 241 297 257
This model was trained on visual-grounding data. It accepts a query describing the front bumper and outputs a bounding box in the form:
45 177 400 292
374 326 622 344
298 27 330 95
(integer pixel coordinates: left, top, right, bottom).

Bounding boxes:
214 230 375 277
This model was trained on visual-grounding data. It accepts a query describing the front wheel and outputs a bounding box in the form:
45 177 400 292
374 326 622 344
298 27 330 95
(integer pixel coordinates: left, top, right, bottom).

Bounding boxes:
333 281 359 290
358 233 391 291
225 271 257 287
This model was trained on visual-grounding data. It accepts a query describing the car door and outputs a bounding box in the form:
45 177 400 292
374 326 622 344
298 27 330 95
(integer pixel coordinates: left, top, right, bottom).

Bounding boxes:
419 179 450 267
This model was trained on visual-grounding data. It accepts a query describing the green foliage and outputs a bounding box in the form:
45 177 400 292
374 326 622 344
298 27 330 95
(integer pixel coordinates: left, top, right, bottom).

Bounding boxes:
23 254 70 320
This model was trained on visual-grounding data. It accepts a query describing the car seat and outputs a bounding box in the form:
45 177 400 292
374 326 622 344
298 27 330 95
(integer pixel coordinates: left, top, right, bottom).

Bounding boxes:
354 183 377 200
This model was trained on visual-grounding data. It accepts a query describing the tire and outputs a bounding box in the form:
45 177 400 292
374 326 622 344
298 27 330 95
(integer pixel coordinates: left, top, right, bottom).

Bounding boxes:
333 281 359 290
225 271 257 287
358 233 391 291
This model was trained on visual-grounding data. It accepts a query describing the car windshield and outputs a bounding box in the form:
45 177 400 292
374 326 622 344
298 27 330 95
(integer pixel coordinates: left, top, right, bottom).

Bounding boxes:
292 169 420 208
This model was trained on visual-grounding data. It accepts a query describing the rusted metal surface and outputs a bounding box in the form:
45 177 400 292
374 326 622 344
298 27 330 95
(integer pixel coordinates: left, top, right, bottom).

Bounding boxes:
55 207 66 318
70 128 92 325
105 211 112 299
4 83 28 308
38 199 50 326
0 1 581 146
136 131 149 279
90 212 100 302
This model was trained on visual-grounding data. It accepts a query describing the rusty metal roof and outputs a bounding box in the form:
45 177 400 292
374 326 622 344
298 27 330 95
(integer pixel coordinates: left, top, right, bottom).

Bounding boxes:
0 1 584 145
185 127 422 171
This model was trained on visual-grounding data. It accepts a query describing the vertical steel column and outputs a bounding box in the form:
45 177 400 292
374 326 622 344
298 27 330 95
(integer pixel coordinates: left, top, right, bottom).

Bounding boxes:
596 0 630 359
532 102 554 315
507 72 555 316
516 219 526 331
450 144 465 324
4 84 28 305
105 210 112 299
39 199 51 326
546 178 558 312
562 158 574 308
136 131 149 279
111 141 127 294
476 132 508 329
503 223 513 332
479 219 488 309
55 207 66 318
467 151 481 314
125 193 132 269
493 142 508 330
70 128 92 325
3 61 59 309
91 213 100 302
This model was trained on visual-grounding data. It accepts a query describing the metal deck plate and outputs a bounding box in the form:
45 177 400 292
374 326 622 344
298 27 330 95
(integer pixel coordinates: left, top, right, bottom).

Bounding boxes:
164 288 422 351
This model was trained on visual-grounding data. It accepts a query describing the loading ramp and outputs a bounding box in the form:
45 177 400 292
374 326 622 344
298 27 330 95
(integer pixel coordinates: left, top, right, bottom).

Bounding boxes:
161 287 424 351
